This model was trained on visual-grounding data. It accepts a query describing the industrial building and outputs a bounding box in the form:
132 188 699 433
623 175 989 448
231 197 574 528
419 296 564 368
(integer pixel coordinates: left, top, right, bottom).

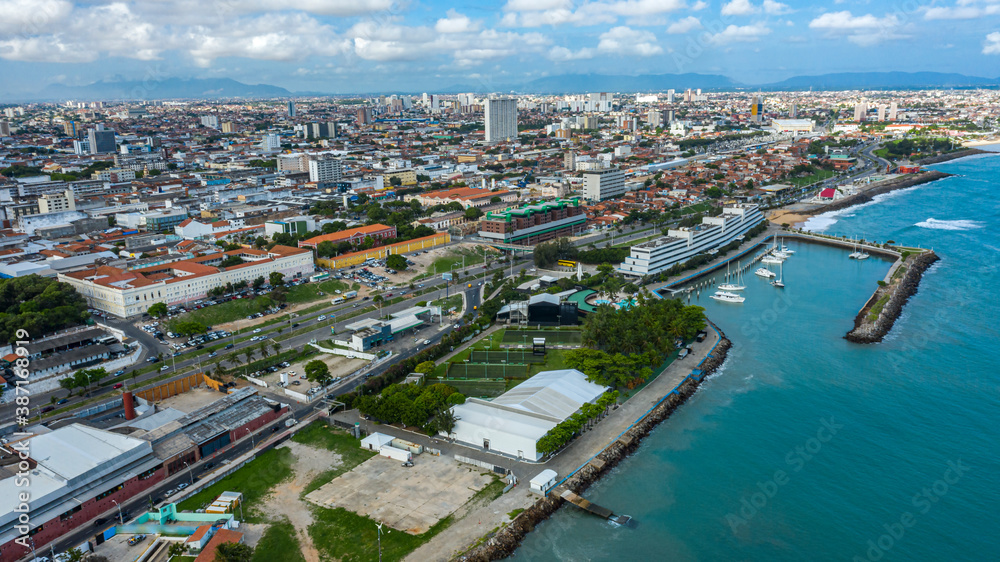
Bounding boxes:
448 369 608 461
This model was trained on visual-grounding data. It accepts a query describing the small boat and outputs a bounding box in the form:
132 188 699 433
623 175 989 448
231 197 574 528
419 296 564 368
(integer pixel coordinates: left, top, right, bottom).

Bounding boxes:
710 291 745 303
761 254 784 264
771 261 785 288
718 263 745 291
848 237 870 260
780 240 794 254
755 267 776 278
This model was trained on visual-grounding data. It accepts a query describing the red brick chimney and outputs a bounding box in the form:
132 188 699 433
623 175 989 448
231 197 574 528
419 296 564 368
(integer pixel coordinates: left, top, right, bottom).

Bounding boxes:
123 390 137 420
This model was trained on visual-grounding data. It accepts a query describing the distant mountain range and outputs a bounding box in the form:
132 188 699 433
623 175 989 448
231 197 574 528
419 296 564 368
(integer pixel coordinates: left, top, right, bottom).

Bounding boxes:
15 71 1000 101
35 78 292 101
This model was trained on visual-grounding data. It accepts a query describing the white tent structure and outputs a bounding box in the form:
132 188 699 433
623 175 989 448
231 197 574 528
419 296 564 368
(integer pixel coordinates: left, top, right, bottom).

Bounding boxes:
448 369 607 461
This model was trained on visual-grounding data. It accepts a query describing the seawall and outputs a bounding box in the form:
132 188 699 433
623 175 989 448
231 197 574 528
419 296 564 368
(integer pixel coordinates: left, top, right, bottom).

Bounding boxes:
818 170 951 215
459 324 733 561
915 148 989 165
845 251 940 344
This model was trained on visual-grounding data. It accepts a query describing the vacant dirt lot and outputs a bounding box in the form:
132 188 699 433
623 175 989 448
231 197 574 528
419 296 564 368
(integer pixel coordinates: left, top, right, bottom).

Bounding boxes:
156 386 226 413
305 454 494 535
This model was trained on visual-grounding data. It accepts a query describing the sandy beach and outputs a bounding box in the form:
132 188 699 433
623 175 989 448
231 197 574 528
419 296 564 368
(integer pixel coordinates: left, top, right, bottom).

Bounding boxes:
767 209 814 227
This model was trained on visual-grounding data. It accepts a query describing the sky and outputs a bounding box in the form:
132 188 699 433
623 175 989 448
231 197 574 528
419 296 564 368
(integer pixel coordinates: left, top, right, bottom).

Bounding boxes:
1 0 999 96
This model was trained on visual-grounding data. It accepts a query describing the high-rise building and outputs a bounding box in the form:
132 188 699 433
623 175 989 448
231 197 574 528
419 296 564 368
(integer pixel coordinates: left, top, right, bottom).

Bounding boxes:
262 133 281 151
647 110 664 128
484 97 517 143
356 107 372 126
790 103 797 119
889 102 898 121
750 95 764 123
854 102 867 122
287 101 296 117
308 157 343 183
666 89 675 104
221 122 236 134
63 121 77 137
306 122 336 139
87 127 116 154
38 188 76 214
583 168 626 201
877 104 886 122
200 115 219 129
0 121 10 136
564 151 576 170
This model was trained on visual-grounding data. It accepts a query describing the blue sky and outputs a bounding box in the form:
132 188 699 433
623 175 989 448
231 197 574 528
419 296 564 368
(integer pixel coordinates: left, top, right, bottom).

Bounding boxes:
1 0 999 95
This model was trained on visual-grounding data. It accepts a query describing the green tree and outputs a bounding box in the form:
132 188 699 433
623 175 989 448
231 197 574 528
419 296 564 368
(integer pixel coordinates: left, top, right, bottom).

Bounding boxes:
304 359 331 386
269 271 285 286
252 276 265 291
414 361 436 375
147 302 168 318
215 542 254 562
220 255 245 267
386 254 408 271
464 207 483 220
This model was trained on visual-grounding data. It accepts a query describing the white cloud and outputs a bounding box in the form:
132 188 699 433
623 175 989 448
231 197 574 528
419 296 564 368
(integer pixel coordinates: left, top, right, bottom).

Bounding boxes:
548 45 595 60
706 22 771 44
435 10 480 34
691 0 708 9
721 0 758 16
808 10 909 46
924 4 1000 19
983 31 1000 54
597 26 663 55
503 0 573 11
762 0 793 15
188 13 348 66
667 16 702 33
501 0 692 27
0 0 73 34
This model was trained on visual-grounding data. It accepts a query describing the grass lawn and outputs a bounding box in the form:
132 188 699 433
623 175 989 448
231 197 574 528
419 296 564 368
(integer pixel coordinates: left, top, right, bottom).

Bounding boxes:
251 520 306 562
290 421 377 495
787 169 836 188
285 279 349 304
170 557 197 562
420 248 497 279
175 447 294 520
431 294 463 314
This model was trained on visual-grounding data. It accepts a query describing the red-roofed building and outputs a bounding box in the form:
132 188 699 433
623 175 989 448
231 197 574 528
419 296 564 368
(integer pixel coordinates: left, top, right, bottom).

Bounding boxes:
820 188 836 199
298 224 396 249
405 187 518 209
194 529 245 562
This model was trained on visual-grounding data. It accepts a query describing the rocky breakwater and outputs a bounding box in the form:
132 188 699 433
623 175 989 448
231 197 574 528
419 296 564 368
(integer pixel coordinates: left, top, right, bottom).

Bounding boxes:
821 170 951 215
460 328 733 562
846 251 940 344
915 148 989 165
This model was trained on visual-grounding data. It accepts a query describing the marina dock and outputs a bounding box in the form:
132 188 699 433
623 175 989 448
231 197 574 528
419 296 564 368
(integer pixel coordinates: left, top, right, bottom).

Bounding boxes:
554 487 634 526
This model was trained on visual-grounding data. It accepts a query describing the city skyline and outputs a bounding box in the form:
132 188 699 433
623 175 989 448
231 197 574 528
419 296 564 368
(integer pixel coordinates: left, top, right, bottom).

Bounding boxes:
1 0 1000 98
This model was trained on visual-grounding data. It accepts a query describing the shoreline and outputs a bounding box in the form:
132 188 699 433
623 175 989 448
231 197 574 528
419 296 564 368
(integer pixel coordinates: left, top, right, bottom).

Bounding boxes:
460 324 733 561
914 147 990 165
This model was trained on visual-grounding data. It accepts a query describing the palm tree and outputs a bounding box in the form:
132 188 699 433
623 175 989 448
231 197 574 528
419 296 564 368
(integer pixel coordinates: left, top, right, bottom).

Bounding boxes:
271 342 281 362
225 352 238 367
257 342 269 363
372 294 384 317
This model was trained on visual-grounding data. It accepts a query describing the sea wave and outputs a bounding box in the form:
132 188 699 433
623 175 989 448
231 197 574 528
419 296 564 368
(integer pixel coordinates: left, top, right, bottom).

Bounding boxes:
803 185 923 232
914 218 986 231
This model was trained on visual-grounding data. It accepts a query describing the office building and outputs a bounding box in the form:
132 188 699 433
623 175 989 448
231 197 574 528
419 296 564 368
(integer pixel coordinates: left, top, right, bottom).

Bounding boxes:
87 127 116 154
63 121 77 137
478 198 586 246
583 168 626 201
356 107 372 126
485 97 517 143
38 188 76 214
308 157 343 183
287 101 296 116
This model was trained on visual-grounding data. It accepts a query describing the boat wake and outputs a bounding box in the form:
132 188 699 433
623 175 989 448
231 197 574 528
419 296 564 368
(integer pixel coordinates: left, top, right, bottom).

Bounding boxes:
914 218 985 231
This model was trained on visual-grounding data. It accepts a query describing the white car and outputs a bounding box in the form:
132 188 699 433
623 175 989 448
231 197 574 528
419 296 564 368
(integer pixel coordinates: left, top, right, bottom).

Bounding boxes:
253 328 262 333
317 315 327 321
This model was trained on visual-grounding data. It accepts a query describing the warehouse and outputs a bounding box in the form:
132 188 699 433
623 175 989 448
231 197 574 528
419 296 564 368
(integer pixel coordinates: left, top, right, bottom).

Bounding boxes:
447 369 607 461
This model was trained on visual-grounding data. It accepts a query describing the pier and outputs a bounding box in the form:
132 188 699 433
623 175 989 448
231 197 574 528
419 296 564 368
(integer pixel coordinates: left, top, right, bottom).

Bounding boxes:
554 487 634 526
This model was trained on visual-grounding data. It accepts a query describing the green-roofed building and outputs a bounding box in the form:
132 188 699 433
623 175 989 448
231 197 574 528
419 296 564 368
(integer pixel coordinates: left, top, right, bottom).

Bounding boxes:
478 198 587 246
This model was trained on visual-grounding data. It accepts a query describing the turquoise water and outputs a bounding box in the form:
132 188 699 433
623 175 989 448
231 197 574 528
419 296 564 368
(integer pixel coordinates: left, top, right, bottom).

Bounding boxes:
514 152 1000 561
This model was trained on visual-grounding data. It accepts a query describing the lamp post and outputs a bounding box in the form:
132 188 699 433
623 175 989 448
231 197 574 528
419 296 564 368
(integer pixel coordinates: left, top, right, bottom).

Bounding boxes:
112 499 124 525
246 427 255 449
182 461 194 485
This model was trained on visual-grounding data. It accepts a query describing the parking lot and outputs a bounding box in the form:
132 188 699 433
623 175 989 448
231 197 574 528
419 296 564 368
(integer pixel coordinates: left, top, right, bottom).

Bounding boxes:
305 454 494 535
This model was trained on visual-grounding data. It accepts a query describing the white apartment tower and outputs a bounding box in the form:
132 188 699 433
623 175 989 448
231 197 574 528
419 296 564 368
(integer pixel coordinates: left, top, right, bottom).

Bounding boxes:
308 157 344 183
583 168 626 201
485 97 517 143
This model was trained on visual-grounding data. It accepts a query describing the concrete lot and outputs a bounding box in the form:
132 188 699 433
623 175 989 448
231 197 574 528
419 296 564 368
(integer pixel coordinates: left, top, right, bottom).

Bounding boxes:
90 531 156 562
305 454 494 534
157 386 227 412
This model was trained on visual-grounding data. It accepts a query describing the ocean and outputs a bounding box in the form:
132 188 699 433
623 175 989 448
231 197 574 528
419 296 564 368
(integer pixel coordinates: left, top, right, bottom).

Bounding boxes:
513 150 1000 562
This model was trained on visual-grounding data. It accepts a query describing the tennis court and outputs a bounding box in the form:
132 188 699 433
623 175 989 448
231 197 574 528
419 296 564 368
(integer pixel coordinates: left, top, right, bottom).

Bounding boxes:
446 362 529 379
447 379 507 398
501 329 583 345
468 350 546 363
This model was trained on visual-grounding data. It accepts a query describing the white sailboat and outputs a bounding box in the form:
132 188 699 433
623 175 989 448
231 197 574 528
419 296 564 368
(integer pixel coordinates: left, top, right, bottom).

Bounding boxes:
771 260 785 288
761 254 785 264
710 290 745 303
780 237 794 255
755 266 776 278
849 236 870 260
718 262 746 291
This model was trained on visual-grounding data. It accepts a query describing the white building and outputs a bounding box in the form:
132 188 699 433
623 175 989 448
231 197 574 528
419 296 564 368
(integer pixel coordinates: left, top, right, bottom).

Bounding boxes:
448 369 608 461
485 97 517 143
174 217 247 239
583 168 626 201
771 119 815 134
309 157 344 183
618 204 765 277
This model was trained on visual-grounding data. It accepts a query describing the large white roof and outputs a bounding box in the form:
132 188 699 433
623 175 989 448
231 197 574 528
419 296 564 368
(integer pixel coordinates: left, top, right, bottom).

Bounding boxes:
491 369 607 420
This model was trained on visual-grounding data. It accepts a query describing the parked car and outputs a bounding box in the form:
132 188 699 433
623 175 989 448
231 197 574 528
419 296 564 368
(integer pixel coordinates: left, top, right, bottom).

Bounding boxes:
113 383 124 389
253 328 262 333
57 398 68 405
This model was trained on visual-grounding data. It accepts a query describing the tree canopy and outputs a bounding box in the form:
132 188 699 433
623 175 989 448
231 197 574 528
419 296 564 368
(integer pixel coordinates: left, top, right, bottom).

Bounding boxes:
0 276 90 342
